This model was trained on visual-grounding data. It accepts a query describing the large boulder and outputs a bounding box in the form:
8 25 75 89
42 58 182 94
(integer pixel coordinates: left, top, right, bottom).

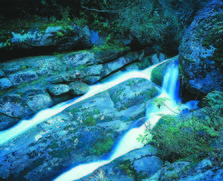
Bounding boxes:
0 25 92 59
179 1 223 95
108 78 159 111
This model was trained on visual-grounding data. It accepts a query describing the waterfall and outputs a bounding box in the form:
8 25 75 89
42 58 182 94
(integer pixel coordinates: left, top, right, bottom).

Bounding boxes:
54 60 184 181
0 58 195 181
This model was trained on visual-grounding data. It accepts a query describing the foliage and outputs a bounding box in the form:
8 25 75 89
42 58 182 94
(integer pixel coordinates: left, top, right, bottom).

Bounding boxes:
90 136 114 156
85 169 108 181
152 97 170 108
202 91 223 108
151 109 223 162
56 31 64 37
120 160 135 177
137 121 153 144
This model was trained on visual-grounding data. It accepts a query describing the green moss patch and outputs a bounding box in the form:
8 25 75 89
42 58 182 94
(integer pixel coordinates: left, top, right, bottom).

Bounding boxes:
90 136 114 156
150 109 223 162
83 116 97 127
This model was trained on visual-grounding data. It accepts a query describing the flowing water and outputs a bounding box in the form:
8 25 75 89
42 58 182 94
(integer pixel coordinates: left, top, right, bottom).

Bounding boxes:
0 58 197 180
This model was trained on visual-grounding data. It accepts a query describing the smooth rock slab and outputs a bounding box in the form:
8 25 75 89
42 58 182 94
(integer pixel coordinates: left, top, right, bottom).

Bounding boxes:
109 78 159 110
47 84 71 96
0 78 13 90
69 81 89 95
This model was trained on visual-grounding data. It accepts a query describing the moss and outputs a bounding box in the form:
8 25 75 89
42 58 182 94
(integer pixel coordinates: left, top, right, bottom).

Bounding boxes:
57 31 64 37
93 109 100 114
69 108 79 115
120 160 146 181
90 136 114 156
75 64 87 70
17 75 48 89
212 47 223 63
166 172 179 180
127 79 135 87
201 15 223 62
83 116 96 127
120 160 135 177
150 112 222 162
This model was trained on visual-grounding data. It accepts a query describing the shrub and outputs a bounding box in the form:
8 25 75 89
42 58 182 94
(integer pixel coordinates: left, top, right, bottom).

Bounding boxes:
151 108 223 162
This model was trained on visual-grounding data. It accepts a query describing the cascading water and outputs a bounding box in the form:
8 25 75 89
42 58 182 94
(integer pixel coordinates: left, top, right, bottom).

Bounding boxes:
0 58 196 181
0 58 171 146
53 60 188 181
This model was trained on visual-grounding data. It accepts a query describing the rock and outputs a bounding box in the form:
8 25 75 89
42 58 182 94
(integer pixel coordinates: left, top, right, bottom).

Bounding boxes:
101 53 138 77
96 120 129 132
0 78 13 90
30 56 65 76
133 156 163 178
18 87 47 98
0 61 28 75
47 73 71 84
68 69 86 80
8 70 38 86
124 63 139 71
1 25 93 57
152 54 160 64
0 113 20 131
151 56 178 86
61 52 96 68
0 69 5 77
118 103 147 123
195 159 213 171
84 64 103 76
179 1 223 95
0 94 25 118
95 47 130 64
82 76 101 85
142 170 161 181
47 84 70 96
0 73 161 180
159 161 190 181
121 145 158 161
159 53 166 62
109 78 159 111
69 81 89 95
26 93 52 112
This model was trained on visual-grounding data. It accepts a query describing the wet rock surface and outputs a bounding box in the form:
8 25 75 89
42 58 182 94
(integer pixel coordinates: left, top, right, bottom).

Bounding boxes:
0 77 159 180
0 47 145 130
179 1 223 95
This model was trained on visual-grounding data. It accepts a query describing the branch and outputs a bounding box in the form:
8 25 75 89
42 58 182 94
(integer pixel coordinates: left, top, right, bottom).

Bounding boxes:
81 5 119 13
81 2 136 14
164 103 180 114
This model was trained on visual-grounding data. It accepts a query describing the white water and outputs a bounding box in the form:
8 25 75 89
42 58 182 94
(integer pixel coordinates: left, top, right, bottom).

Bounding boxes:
0 57 191 181
54 60 187 181
0 58 172 146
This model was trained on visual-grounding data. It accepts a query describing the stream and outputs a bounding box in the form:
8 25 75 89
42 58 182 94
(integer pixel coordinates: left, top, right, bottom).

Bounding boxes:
0 58 197 180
